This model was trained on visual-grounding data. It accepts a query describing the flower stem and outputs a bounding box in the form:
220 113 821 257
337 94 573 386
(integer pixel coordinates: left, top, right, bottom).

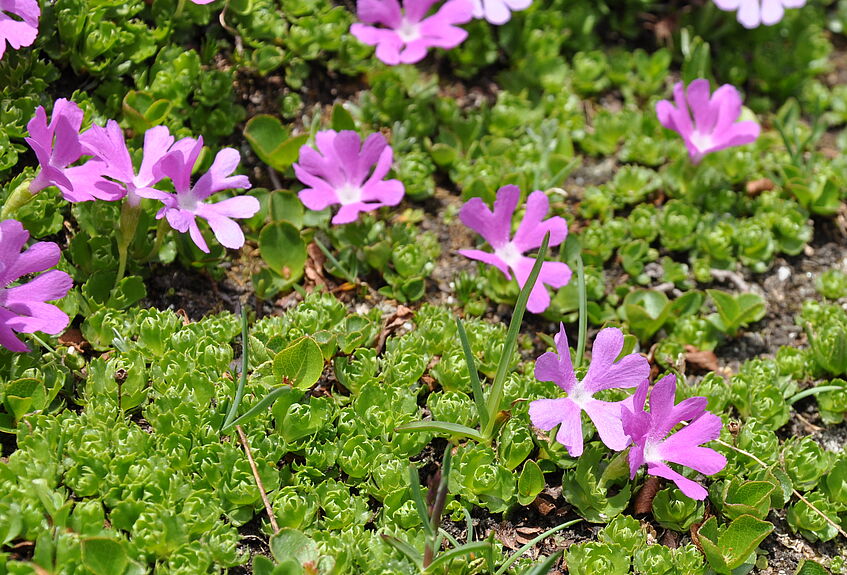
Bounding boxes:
574 253 587 370
1 180 36 220
116 201 142 282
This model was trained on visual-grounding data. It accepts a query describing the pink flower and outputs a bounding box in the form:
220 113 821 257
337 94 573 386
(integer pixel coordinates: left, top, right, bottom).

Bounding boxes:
80 122 176 206
713 0 805 28
622 375 727 500
294 130 404 225
350 0 474 65
25 99 123 202
458 185 570 314
0 219 72 352
137 137 259 253
529 324 650 457
471 0 531 24
0 0 40 60
656 79 760 164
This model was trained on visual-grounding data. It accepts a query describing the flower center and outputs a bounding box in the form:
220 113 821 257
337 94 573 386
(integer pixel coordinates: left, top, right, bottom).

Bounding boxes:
397 19 421 43
497 242 523 267
177 191 199 212
336 184 362 205
643 440 662 463
689 130 714 152
567 385 591 408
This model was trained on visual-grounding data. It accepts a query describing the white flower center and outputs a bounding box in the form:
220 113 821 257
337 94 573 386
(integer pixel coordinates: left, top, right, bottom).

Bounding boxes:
497 242 522 267
397 19 421 43
336 184 362 205
643 440 662 463
177 192 199 212
567 385 591 408
689 130 714 153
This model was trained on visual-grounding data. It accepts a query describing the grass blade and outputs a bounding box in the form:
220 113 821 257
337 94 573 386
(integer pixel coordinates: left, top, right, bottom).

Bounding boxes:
395 421 487 442
456 316 489 431
481 232 550 439
221 306 249 432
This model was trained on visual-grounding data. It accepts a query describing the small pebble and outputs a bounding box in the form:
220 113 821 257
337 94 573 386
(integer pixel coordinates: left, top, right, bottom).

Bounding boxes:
777 266 791 282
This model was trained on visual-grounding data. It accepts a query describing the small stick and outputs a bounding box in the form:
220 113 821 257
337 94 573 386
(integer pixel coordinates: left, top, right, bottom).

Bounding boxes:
236 425 280 534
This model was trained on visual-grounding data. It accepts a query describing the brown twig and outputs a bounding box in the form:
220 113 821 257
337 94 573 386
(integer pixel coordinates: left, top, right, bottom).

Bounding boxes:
236 425 280 534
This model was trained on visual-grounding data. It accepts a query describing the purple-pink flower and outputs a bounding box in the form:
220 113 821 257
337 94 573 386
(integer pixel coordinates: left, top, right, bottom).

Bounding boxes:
656 79 760 165
0 0 40 60
713 0 805 28
294 130 404 225
80 122 176 206
622 374 727 500
529 324 650 457
458 185 570 314
0 219 72 353
350 0 474 65
471 0 531 24
137 137 258 253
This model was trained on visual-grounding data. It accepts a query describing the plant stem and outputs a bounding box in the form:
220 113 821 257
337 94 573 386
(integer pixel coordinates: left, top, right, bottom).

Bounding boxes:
236 424 279 534
787 385 844 405
313 236 356 284
116 201 142 282
574 253 587 369
1 180 36 220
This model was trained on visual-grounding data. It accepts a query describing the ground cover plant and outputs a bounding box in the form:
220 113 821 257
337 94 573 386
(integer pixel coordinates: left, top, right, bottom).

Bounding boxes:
3 0 847 574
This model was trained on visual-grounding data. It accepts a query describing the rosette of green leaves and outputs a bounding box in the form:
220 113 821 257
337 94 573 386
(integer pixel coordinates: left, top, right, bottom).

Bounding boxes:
782 437 832 492
651 487 704 532
566 542 630 575
729 358 793 430
561 444 630 523
787 491 842 543
449 444 516 513
597 514 646 554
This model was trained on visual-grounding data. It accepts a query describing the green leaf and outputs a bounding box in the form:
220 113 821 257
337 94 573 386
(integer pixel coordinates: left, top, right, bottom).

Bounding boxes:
273 336 324 390
270 528 319 565
244 114 308 172
795 560 829 575
107 276 147 310
259 221 307 285
330 103 356 131
81 537 129 575
697 515 773 574
517 460 545 505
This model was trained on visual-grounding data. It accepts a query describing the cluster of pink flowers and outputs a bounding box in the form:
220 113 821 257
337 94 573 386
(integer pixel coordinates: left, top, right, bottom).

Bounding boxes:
25 99 258 253
0 0 39 60
350 0 532 65
529 324 726 500
0 219 72 352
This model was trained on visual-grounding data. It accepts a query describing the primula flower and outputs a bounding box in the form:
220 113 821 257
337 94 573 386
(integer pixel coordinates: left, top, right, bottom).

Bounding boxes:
137 137 259 253
0 219 72 353
622 374 727 500
458 185 570 314
81 121 176 206
471 0 531 24
350 0 474 65
25 99 122 202
0 0 40 60
529 324 650 456
656 79 760 164
294 130 404 225
713 0 805 28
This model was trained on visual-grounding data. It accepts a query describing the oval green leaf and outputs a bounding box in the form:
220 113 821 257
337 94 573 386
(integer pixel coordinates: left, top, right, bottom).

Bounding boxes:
272 336 324 390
